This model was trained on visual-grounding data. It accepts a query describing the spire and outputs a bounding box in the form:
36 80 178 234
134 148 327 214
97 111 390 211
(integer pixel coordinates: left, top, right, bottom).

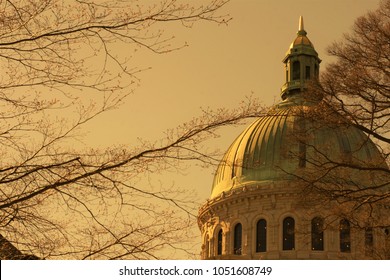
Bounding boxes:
297 16 307 36
299 16 304 31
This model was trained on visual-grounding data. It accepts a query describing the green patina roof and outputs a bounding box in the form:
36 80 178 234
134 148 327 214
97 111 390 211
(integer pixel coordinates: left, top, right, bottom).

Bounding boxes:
210 96 386 199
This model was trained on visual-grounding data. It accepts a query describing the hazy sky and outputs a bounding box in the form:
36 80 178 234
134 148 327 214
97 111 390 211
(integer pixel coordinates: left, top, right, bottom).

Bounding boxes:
83 0 382 204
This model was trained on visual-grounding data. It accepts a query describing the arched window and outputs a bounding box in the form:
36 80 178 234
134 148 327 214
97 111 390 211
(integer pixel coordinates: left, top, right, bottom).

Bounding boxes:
311 217 324 251
365 227 373 256
340 219 351 252
292 61 300 80
256 219 267 252
234 223 242 255
283 217 295 250
217 229 223 255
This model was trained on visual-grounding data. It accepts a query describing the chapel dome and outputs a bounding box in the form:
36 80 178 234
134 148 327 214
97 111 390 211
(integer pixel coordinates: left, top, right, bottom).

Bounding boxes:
210 16 387 199
210 96 386 199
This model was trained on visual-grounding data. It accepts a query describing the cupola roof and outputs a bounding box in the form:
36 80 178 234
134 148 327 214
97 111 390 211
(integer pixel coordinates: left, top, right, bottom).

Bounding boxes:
283 16 319 62
290 16 314 48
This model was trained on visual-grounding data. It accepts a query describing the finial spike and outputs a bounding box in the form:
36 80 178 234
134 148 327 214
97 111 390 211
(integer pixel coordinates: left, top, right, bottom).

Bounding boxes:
299 16 304 31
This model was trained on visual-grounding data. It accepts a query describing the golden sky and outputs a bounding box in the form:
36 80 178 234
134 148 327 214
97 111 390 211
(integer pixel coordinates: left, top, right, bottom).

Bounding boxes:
82 0 381 205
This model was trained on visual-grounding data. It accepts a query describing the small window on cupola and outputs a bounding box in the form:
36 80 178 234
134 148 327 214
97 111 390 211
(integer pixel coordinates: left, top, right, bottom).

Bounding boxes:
292 61 300 80
305 66 310 79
